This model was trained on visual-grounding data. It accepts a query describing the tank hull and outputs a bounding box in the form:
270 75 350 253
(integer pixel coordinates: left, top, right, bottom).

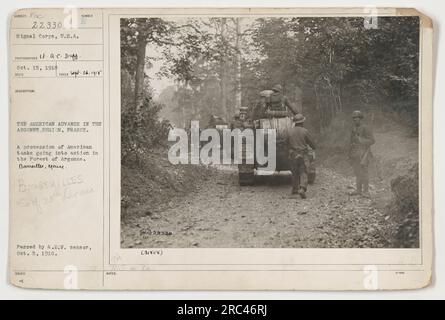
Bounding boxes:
237 116 316 185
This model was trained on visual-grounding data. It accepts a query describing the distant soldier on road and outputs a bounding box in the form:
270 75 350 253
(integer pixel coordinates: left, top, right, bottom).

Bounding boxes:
285 114 316 199
349 110 375 197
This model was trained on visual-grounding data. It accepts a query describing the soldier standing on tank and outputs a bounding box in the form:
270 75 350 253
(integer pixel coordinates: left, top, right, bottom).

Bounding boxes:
269 84 300 115
349 110 375 198
285 114 316 199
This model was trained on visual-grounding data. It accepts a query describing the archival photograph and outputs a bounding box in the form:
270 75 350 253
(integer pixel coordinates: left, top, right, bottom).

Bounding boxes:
120 16 420 249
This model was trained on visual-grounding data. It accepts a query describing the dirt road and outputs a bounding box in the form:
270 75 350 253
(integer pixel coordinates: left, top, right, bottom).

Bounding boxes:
121 165 395 248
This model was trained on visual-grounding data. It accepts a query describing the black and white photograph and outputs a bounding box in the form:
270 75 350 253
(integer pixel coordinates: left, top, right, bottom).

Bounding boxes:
120 15 420 249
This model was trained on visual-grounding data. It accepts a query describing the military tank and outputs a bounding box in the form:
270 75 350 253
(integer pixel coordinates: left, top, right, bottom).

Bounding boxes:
237 90 316 186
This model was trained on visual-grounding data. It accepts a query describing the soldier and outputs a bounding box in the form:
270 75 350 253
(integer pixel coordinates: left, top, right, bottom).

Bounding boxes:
239 107 248 123
285 114 316 199
231 107 252 129
231 112 243 129
268 84 300 115
349 110 375 198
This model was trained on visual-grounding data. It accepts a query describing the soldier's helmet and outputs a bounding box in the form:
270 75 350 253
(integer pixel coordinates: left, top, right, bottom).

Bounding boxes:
272 84 283 92
352 110 364 119
293 113 306 124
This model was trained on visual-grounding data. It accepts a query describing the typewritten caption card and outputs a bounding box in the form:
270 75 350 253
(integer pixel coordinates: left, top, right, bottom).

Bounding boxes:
9 7 433 290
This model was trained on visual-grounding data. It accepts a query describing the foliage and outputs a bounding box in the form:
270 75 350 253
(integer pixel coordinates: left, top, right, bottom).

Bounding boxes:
120 18 177 166
390 163 419 248
120 16 420 162
247 16 419 132
121 96 171 166
154 16 419 131
120 18 176 76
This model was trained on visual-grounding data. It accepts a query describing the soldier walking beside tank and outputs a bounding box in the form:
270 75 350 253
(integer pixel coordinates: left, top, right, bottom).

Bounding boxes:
349 110 375 198
285 114 316 199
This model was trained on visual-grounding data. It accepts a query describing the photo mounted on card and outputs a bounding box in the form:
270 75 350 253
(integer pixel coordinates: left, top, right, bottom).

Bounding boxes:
9 7 433 290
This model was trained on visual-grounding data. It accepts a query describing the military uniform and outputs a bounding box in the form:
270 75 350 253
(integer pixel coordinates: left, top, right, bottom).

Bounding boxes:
251 85 300 119
349 111 375 196
231 118 244 130
269 92 296 112
268 84 300 115
231 108 253 130
285 114 316 198
232 108 255 185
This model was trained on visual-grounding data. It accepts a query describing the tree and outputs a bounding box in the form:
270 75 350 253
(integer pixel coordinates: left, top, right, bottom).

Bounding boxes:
121 18 175 113
234 18 242 113
248 16 419 132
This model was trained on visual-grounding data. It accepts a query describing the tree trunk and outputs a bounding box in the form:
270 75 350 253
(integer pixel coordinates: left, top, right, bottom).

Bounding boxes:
234 18 242 113
314 83 323 133
219 18 228 119
174 81 185 128
134 33 147 113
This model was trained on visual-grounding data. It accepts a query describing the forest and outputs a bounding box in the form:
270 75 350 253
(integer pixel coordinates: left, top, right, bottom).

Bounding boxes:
121 16 418 159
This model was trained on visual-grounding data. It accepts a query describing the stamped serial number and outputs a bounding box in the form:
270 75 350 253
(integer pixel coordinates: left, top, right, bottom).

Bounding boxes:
32 21 63 29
